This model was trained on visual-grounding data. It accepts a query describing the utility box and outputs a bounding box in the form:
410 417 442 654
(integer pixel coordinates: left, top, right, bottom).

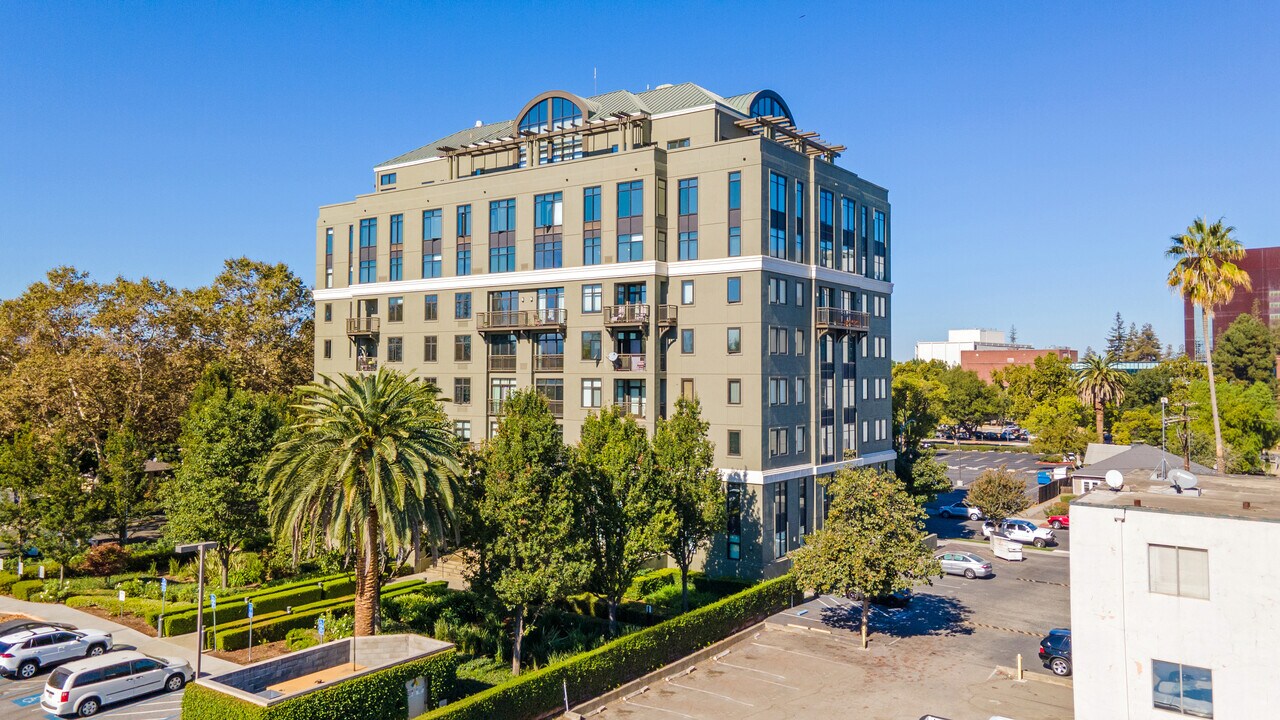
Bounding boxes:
991 536 1024 561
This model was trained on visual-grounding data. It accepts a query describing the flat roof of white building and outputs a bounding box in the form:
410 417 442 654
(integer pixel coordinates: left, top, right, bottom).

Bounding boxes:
1075 470 1280 522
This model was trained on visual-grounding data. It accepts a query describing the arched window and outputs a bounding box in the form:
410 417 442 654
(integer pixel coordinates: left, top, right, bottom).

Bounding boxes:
519 97 583 134
750 95 789 120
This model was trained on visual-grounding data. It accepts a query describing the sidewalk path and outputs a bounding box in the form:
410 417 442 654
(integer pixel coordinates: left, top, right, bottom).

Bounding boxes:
0 595 241 677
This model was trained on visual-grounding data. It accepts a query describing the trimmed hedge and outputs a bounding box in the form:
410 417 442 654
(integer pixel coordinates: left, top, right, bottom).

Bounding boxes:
214 581 442 651
66 595 194 625
162 574 351 636
418 575 795 720
0 572 21 594
321 576 357 598
12 579 44 601
182 646 458 720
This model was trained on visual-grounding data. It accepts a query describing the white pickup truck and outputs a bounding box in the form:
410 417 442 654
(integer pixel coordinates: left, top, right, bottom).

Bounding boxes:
982 519 1056 548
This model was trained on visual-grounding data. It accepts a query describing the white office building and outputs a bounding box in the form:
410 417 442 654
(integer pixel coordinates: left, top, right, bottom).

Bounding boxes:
913 328 1028 366
1070 472 1280 719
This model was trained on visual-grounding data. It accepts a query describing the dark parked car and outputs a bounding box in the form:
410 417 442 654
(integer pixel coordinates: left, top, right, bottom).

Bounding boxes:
1038 628 1072 676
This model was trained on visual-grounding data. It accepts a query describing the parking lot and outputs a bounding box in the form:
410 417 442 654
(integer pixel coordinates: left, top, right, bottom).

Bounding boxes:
929 449 1072 552
587 547 1072 720
0 649 185 720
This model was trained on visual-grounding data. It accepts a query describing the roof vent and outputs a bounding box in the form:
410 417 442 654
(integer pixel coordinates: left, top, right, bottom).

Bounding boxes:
655 83 674 89
475 120 483 128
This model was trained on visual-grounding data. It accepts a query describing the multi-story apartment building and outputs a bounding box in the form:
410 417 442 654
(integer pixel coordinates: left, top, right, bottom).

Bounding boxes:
312 83 895 577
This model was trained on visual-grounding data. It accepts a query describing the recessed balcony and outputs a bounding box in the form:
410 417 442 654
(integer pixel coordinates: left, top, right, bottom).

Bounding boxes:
346 317 380 337
604 304 651 329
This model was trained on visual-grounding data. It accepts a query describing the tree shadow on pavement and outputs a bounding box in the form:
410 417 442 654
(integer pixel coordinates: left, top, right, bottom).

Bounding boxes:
816 593 973 639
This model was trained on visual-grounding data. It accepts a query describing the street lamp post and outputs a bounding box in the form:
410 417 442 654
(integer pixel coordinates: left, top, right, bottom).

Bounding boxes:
175 542 219 680
1160 397 1170 481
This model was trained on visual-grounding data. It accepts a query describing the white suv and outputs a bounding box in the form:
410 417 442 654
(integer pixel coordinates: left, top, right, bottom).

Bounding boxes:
0 626 113 679
982 519 1056 548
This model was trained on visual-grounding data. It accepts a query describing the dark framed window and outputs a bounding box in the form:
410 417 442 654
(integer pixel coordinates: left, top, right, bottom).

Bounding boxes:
322 339 331 359
455 292 471 319
678 231 698 261
423 336 437 362
424 294 438 321
618 180 643 218
768 173 787 259
534 192 563 269
422 209 442 278
453 377 471 404
323 303 332 322
728 431 742 457
773 482 788 556
581 331 602 361
681 329 694 354
584 235 601 265
584 186 601 222
818 190 834 269
1152 660 1212 717
727 327 741 354
618 233 643 262
728 171 742 257
388 296 403 322
582 285 602 313
386 337 403 363
518 96 582 133
379 172 396 186
454 335 472 362
456 204 472 276
680 280 694 305
358 218 377 283
727 379 741 405
727 277 741 303
726 484 742 559
389 213 404 281
489 199 516 273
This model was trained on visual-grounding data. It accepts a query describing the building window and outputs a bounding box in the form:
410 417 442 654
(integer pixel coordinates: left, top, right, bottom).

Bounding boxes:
454 420 471 442
841 197 857 272
1149 545 1209 599
1152 660 1213 717
322 339 331 359
388 297 403 322
728 430 742 457
728 171 741 211
618 180 643 218
454 377 471 405
729 226 741 257
584 186 601 223
518 96 582 133
618 234 643 262
794 180 805 261
795 377 807 403
323 303 332 322
358 218 377 283
534 192 564 270
773 482 788 556
454 335 472 362
389 214 404 281
666 138 690 149
324 227 334 289
677 178 698 260
420 209 442 278
380 172 396 186
681 280 694 305
727 327 741 354
455 292 471 320
386 337 403 363
584 235 601 265
727 379 742 405
727 277 741 303
535 236 563 269
582 284 602 313
726 484 742 560
795 329 806 355
582 378 602 408
617 180 643 262
681 329 694 354
581 331 602 361
677 231 698 261
680 378 694 399
728 170 742 256
423 336 438 362
424 294 438 321
769 327 789 355
456 246 471 276
456 203 471 237
796 426 807 457
819 189 834 268
796 281 805 306
456 204 472 276
769 172 787 259
768 377 789 406
489 199 516 273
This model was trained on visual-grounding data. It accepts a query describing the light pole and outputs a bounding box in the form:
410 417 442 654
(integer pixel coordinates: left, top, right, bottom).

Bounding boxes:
1160 397 1170 481
176 542 219 680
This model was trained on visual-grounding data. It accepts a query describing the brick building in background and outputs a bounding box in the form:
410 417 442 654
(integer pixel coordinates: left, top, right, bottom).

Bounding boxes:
961 347 1078 383
1184 245 1280 360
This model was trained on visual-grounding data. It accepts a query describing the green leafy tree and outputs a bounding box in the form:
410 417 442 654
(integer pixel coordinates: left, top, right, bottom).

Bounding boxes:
481 389 592 674
1213 313 1276 386
578 405 670 634
101 419 152 545
966 467 1030 526
1105 312 1128 356
898 447 952 504
1189 380 1280 474
1167 216 1253 474
263 370 460 636
790 468 940 648
1075 354 1127 442
1122 323 1163 362
164 365 283 588
892 360 948 447
1112 407 1162 446
939 367 997 438
0 427 48 551
992 353 1076 423
653 396 725 613
37 443 104 585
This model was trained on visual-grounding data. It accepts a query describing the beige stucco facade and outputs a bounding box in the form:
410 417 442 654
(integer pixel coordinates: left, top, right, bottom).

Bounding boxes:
312 84 895 577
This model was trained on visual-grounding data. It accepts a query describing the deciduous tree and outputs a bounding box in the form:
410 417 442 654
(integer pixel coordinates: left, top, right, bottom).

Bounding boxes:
966 467 1030 526
100 419 152 546
1212 313 1275 386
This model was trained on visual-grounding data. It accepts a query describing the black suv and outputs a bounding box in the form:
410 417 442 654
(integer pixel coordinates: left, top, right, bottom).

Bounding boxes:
1038 628 1072 676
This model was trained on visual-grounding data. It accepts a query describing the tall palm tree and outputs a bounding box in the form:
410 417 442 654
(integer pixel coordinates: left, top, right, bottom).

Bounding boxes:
1075 354 1127 443
1167 217 1252 474
261 369 460 635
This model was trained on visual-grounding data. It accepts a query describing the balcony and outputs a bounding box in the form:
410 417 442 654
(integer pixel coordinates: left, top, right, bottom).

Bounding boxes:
656 304 678 327
356 358 378 372
476 308 567 333
346 317 380 337
534 354 564 372
614 400 646 419
544 399 564 418
488 397 510 416
816 307 870 334
604 304 651 328
488 355 517 372
610 353 648 372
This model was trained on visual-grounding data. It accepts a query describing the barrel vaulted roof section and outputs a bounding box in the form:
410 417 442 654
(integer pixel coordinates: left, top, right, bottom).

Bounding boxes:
374 83 791 169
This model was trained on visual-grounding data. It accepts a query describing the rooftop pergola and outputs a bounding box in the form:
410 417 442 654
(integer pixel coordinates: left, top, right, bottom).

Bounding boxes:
735 115 845 161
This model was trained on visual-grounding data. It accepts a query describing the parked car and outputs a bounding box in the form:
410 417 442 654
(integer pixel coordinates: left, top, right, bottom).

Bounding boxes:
0 626 113 679
982 519 1057 548
935 551 993 579
936 501 983 520
41 651 191 717
1038 628 1072 676
0 619 75 638
1047 514 1070 530
866 589 912 608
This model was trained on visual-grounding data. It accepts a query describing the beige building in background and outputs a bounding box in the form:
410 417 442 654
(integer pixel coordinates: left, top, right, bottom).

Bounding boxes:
312 83 894 577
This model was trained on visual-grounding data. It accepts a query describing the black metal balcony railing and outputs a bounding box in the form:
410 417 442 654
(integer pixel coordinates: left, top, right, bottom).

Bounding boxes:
657 304 678 326
815 307 870 333
476 308 567 332
488 355 517 372
356 357 378 372
604 304 651 327
611 353 648 372
346 317 380 336
534 354 564 372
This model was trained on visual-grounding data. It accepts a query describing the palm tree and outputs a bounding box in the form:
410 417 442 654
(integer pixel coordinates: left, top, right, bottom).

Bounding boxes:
1167 217 1252 474
1075 354 1127 443
261 370 460 635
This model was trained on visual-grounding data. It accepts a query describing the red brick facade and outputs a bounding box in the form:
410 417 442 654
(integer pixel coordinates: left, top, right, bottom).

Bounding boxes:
961 348 1079 383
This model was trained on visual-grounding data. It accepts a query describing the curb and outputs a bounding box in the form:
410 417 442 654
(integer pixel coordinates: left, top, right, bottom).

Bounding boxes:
995 665 1074 689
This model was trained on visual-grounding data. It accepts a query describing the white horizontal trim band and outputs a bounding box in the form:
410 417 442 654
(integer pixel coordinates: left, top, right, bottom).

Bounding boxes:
720 450 898 485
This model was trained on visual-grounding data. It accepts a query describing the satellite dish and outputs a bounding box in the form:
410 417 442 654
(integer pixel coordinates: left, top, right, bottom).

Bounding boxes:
1105 470 1124 489
607 352 619 362
1168 468 1198 490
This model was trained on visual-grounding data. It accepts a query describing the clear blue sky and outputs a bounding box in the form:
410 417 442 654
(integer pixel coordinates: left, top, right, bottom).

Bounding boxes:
3 2 1278 359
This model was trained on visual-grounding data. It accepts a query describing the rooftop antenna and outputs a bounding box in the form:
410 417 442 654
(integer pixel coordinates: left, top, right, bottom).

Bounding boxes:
1167 468 1199 495
1105 470 1124 491
593 66 597 94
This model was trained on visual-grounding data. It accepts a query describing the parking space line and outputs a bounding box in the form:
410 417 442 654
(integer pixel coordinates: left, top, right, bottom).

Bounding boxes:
714 661 797 689
666 680 754 706
750 642 862 669
624 697 701 718
714 660 785 681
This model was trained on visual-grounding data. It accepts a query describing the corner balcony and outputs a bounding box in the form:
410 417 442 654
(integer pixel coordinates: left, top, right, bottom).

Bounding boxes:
816 308 870 334
656 304 678 327
346 317 380 337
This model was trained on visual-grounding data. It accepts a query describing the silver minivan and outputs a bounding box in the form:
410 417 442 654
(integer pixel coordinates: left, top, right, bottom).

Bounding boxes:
40 650 192 717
